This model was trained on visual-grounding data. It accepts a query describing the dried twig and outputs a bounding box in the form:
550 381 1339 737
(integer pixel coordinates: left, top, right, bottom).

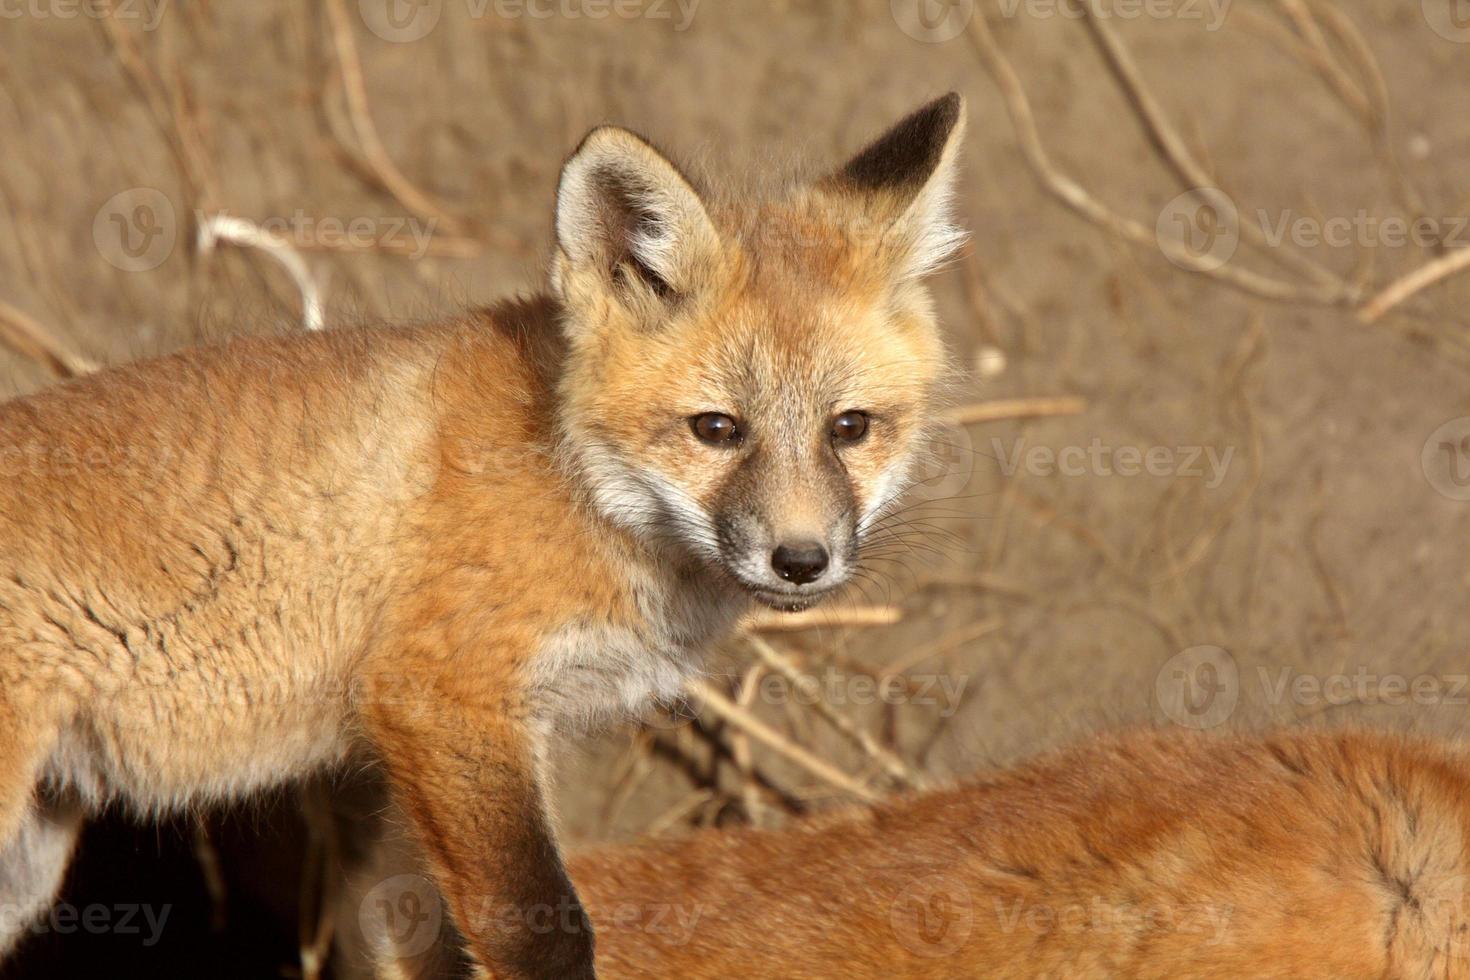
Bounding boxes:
197 215 326 331
1151 317 1266 583
943 396 1086 427
686 679 881 802
964 7 1347 306
746 635 927 789
729 662 771 824
1359 248 1470 323
746 604 902 633
95 3 216 206
0 301 97 378
322 0 469 236
1073 0 1346 292
646 789 717 837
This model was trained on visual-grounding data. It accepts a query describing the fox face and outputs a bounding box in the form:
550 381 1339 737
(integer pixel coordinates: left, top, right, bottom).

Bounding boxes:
552 95 966 610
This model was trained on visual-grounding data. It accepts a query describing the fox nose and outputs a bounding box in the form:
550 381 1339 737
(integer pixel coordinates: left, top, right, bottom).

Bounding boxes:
771 541 829 585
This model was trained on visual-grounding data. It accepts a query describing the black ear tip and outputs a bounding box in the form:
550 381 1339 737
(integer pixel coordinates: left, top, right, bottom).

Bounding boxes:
840 92 966 192
928 91 964 128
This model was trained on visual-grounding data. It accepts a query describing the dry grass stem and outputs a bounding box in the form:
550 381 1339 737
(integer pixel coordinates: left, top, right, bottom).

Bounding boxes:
323 0 471 237
0 301 97 378
746 604 903 633
197 215 326 331
746 635 927 789
687 679 881 802
943 396 1086 426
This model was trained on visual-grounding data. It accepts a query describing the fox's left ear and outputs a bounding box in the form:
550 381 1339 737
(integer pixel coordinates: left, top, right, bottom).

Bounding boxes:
824 92 968 281
551 125 721 314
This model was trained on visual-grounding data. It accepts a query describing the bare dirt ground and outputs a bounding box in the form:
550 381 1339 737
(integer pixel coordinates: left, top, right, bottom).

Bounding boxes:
3 1 1470 975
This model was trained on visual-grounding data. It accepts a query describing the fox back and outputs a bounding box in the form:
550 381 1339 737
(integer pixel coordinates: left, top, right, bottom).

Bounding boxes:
558 731 1470 975
559 729 1470 979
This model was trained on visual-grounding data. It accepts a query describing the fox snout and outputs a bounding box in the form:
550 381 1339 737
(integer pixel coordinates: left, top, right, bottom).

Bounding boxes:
713 470 859 610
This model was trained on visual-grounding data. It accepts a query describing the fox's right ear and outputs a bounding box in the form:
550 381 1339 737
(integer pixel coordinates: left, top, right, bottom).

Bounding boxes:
823 92 968 283
550 126 720 315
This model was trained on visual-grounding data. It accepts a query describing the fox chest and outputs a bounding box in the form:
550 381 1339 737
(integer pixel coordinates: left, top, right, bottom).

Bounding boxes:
528 587 745 733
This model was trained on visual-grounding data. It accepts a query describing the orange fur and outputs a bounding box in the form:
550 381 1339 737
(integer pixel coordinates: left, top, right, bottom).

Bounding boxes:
0 95 967 978
563 728 1470 979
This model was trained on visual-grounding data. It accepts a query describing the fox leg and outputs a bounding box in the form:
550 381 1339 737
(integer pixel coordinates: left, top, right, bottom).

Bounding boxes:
0 793 83 960
0 688 78 961
360 680 594 980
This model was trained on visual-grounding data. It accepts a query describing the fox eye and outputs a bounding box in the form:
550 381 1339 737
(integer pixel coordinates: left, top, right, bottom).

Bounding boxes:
691 413 739 445
831 411 869 443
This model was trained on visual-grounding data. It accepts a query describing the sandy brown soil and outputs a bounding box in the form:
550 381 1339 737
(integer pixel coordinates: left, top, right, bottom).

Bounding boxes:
3 1 1470 975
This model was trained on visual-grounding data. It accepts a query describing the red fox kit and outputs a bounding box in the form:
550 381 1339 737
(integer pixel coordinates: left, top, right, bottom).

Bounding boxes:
0 94 965 976
346 728 1470 979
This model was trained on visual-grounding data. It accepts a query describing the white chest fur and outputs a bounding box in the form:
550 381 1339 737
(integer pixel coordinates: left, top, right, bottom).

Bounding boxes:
528 569 745 734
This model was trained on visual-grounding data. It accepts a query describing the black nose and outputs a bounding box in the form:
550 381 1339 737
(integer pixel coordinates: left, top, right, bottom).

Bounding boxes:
771 541 830 584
